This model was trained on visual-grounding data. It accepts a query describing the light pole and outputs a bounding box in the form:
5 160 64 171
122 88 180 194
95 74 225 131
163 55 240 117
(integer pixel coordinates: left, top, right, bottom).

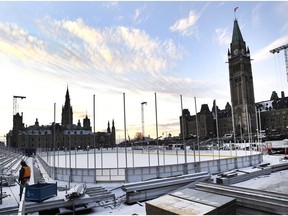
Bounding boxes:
141 102 147 141
180 95 188 174
141 102 149 166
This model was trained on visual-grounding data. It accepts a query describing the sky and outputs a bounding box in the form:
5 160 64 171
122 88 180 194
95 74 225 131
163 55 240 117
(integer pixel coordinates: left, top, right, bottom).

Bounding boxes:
1 1 288 143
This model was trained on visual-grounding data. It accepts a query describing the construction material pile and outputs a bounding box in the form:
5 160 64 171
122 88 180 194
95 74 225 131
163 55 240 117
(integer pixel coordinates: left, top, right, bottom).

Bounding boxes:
65 183 86 200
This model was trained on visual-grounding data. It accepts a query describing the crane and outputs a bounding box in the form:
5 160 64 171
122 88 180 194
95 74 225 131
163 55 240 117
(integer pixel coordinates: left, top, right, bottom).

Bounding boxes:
13 95 26 115
141 102 147 140
270 43 288 82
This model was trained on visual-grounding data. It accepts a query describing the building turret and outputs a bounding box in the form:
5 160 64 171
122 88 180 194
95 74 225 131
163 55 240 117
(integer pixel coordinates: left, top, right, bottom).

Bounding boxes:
111 120 116 145
61 87 73 127
35 118 39 127
83 115 91 130
107 121 111 133
77 119 81 127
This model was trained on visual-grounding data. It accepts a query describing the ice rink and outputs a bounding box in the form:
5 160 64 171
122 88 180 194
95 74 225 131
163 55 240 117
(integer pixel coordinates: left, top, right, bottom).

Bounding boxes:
39 147 259 168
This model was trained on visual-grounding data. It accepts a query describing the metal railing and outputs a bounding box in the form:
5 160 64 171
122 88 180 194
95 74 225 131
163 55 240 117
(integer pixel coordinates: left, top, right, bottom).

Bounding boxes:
18 187 26 215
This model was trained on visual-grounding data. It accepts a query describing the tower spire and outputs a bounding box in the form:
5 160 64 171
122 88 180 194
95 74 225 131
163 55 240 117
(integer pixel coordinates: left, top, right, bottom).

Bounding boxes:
65 86 70 107
232 18 244 45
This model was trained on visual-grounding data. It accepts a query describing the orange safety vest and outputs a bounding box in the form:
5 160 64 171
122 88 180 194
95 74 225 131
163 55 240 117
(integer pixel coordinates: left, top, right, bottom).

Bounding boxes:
22 166 31 178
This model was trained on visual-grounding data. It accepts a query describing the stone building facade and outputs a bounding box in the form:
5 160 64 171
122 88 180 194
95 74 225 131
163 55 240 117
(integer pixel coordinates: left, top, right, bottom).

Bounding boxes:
6 88 116 153
256 91 288 137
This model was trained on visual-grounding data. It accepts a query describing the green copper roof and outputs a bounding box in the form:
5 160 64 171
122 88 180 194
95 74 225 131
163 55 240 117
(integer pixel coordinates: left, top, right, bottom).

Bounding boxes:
232 19 244 44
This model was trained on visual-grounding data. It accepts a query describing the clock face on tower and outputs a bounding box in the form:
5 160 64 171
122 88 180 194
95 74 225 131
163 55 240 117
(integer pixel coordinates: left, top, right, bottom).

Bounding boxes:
233 49 239 56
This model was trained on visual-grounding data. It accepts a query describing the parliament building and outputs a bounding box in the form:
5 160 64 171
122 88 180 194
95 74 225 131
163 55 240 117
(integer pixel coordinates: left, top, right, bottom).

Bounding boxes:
6 88 116 153
180 18 288 141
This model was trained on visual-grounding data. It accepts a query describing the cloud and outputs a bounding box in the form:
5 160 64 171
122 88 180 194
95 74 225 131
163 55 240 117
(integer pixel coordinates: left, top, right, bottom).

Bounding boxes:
0 22 45 60
133 5 149 25
252 3 263 27
0 15 232 124
0 17 226 117
134 8 141 22
253 35 288 62
0 18 201 96
215 27 230 46
281 23 288 33
0 17 185 81
37 17 183 76
170 10 199 36
275 2 288 33
102 1 119 10
275 1 288 16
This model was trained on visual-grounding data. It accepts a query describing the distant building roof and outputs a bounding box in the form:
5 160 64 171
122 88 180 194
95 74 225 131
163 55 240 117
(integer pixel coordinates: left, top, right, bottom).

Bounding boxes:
63 130 92 135
19 129 52 136
256 95 288 112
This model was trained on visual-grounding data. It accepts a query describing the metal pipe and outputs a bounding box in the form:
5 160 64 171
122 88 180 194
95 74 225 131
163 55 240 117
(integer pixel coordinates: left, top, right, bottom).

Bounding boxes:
155 93 160 168
93 94 96 182
180 95 187 173
215 100 220 160
194 97 200 162
123 93 128 168
53 103 56 179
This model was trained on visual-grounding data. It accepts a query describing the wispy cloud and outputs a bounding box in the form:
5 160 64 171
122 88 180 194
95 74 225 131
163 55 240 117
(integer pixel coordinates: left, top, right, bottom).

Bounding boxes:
170 10 199 36
134 8 141 22
275 2 288 33
275 1 288 16
215 27 230 46
1 17 219 98
252 3 263 27
102 1 119 11
216 2 225 8
281 23 288 33
41 17 184 76
133 5 149 25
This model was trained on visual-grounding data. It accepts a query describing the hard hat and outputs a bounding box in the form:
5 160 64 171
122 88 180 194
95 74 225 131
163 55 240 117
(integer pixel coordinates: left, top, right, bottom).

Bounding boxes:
20 160 26 166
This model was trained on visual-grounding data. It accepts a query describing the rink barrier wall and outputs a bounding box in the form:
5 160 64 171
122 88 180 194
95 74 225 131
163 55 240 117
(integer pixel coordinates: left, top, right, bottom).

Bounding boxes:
36 154 126 183
36 153 262 183
125 153 262 182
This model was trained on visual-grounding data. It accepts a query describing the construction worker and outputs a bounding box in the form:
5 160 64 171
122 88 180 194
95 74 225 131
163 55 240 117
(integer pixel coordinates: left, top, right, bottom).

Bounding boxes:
19 159 31 200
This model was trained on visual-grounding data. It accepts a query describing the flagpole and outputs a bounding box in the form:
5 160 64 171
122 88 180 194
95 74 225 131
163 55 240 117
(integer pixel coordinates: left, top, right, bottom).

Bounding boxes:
93 94 96 182
180 95 188 174
231 102 237 158
246 105 250 154
53 103 56 179
215 100 220 160
234 7 238 19
194 97 200 162
155 92 160 169
255 106 259 144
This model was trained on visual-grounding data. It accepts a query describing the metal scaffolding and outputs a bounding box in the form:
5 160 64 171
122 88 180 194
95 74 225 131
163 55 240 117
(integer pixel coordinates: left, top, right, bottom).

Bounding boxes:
270 43 288 82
